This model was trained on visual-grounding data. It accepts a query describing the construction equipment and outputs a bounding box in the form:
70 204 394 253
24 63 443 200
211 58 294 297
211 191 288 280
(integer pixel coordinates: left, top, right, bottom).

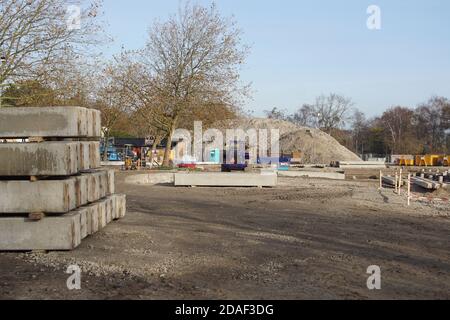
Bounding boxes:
398 158 414 166
415 155 441 166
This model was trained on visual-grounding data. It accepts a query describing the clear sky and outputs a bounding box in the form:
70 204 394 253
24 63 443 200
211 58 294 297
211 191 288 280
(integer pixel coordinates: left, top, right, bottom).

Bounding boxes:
100 0 450 118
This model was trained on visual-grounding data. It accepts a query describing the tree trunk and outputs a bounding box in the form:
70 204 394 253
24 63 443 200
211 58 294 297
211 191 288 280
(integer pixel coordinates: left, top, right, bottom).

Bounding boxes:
163 120 178 167
149 135 163 169
103 133 110 161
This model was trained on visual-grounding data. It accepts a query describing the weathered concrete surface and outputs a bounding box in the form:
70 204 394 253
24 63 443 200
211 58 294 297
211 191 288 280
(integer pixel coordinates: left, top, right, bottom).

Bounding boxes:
86 170 113 203
113 194 127 219
174 173 277 187
338 161 386 169
124 173 174 185
0 142 79 176
0 194 125 251
0 211 82 251
0 170 115 213
278 170 345 180
411 177 441 190
79 141 101 171
87 109 102 138
0 107 101 138
0 142 101 176
0 179 77 213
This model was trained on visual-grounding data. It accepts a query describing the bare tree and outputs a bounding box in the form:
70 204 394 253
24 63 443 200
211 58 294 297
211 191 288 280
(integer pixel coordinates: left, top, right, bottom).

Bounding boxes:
0 0 104 92
290 104 318 127
351 109 367 154
287 94 352 132
313 93 353 134
91 64 132 160
264 107 288 120
381 106 419 154
415 96 450 153
131 2 249 166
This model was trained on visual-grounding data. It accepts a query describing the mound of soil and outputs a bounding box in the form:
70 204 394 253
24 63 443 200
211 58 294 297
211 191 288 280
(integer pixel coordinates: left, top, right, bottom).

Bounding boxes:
216 118 361 164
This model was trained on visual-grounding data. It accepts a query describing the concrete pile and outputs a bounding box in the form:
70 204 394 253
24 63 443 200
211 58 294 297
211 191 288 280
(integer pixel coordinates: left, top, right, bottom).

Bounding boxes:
411 170 450 190
334 161 387 169
0 107 126 251
174 172 278 187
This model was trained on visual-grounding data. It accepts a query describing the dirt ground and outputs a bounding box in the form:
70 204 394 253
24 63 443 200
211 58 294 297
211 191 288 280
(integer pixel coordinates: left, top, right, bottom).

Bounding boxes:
1 171 450 300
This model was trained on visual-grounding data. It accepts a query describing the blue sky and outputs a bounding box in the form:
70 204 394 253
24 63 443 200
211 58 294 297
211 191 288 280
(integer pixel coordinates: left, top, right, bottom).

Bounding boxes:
100 0 450 118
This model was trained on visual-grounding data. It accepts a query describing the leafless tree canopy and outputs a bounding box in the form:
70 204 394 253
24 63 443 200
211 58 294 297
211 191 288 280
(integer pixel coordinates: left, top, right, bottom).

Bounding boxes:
287 93 353 132
114 2 249 165
0 0 104 85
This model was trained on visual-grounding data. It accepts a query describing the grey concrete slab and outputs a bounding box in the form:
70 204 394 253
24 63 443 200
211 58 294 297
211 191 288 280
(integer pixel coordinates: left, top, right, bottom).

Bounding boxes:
0 178 77 214
97 200 107 229
85 202 99 234
174 173 277 187
107 170 115 194
87 109 102 138
0 195 122 251
338 161 386 169
0 142 79 176
0 141 101 176
278 170 345 180
0 107 101 138
0 170 115 213
0 211 82 251
79 141 100 171
113 194 127 219
78 208 89 239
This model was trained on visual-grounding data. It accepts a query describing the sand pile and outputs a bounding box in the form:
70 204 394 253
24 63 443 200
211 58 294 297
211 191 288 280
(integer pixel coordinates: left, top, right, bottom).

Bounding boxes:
216 118 361 164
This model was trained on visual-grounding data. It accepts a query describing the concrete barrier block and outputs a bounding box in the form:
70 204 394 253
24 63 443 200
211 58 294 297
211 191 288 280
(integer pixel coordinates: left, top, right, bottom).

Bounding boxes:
0 107 93 138
86 109 102 138
89 141 101 169
105 196 113 224
87 173 101 203
86 203 99 234
174 173 278 187
75 175 89 207
79 141 101 171
78 208 88 239
0 171 113 214
113 194 127 219
0 142 79 176
107 170 115 194
278 171 345 180
0 179 77 214
98 201 107 229
0 211 82 251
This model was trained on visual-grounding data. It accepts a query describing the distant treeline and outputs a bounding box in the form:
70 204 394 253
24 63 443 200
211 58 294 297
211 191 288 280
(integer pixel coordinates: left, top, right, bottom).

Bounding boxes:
265 94 450 156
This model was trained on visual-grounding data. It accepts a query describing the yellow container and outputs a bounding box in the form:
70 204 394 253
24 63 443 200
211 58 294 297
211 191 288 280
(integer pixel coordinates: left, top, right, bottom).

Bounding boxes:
415 155 425 166
415 154 443 166
399 158 414 166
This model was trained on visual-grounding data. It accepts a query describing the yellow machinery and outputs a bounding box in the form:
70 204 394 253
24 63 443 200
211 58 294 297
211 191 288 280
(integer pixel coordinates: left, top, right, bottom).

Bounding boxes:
414 154 447 166
399 158 414 166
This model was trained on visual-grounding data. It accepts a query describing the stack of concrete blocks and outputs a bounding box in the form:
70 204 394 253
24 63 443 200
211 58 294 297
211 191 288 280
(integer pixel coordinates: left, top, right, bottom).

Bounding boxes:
0 107 126 251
